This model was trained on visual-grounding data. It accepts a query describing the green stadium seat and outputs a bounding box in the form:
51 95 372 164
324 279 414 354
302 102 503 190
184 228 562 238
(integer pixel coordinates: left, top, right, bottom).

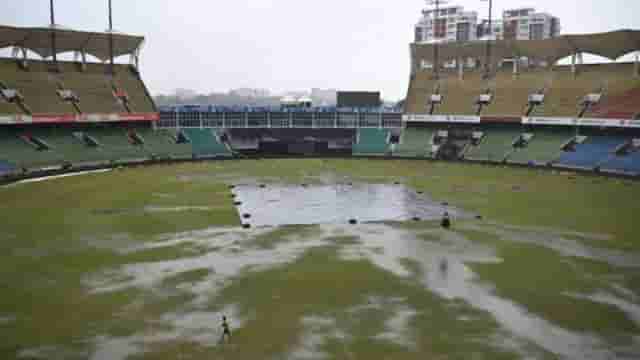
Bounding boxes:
353 128 390 155
507 128 574 165
465 127 522 162
393 127 433 157
181 128 231 157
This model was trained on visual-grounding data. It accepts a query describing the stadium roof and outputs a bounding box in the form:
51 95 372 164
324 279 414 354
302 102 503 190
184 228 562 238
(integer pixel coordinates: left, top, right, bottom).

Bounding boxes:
412 30 640 65
0 24 144 60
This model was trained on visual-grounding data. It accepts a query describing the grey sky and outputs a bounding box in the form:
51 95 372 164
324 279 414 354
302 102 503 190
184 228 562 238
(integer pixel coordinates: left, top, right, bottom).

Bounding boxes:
1 1 639 100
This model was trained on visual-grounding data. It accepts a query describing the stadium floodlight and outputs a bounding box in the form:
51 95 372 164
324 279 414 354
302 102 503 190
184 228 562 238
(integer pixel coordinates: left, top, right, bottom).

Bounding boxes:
108 0 115 75
49 0 58 69
426 0 448 79
480 0 494 79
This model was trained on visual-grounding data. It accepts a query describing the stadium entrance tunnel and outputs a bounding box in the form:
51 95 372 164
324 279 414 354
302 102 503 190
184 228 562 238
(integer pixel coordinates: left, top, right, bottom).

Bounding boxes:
230 182 471 227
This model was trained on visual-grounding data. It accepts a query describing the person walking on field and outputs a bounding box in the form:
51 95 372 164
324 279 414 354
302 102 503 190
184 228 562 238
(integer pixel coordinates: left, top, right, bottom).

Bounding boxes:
221 316 231 343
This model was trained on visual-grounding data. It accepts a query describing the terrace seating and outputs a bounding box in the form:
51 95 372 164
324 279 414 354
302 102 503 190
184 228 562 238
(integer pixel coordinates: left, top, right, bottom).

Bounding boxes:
136 128 194 158
587 87 640 119
57 62 123 114
0 126 65 169
436 72 488 115
556 136 628 169
465 128 522 162
181 128 231 157
0 59 74 114
0 159 15 175
88 127 148 161
405 63 640 118
507 128 574 165
393 127 433 157
353 128 390 155
27 127 107 165
600 151 640 175
484 70 549 117
113 66 156 113
0 59 156 115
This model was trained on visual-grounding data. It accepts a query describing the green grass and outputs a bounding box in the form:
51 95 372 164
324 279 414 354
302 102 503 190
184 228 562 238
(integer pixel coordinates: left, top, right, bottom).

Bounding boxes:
207 245 518 359
460 228 639 336
0 158 638 359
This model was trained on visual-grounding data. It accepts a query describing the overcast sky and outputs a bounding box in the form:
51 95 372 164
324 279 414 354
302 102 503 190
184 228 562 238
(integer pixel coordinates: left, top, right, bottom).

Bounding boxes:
1 0 639 100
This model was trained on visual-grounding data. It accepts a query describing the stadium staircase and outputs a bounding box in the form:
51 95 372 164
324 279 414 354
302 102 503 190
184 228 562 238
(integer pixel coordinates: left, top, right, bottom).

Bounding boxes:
353 128 390 155
181 128 231 157
556 136 628 169
465 128 522 162
507 128 574 165
393 127 433 157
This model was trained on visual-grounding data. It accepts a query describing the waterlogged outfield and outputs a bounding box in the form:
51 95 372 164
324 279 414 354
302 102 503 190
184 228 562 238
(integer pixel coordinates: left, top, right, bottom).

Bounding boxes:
0 159 638 359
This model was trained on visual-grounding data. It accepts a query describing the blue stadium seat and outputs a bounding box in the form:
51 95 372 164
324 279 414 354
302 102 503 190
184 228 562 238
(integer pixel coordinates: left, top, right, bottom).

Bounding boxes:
600 151 640 175
0 160 16 175
557 136 627 169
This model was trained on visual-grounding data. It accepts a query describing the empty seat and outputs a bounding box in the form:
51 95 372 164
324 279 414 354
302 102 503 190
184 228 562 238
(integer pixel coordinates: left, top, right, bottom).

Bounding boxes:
556 136 628 169
181 128 231 157
507 129 574 165
465 128 522 161
393 127 433 157
353 128 389 155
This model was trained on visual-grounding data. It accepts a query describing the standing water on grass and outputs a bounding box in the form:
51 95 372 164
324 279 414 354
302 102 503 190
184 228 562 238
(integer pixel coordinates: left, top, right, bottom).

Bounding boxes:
232 183 470 226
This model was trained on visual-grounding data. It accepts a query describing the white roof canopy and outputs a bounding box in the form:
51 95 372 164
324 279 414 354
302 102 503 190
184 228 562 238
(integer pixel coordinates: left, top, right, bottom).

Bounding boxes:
412 30 640 65
0 24 144 61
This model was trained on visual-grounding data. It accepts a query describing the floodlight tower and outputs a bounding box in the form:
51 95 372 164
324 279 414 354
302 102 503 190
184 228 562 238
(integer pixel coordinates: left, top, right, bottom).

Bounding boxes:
49 0 58 68
426 0 448 79
480 0 493 79
108 0 115 75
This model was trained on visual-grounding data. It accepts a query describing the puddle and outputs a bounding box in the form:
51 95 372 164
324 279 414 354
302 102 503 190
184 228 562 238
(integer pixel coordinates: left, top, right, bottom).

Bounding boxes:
462 222 640 268
232 183 470 226
568 292 640 326
327 224 638 359
289 315 347 360
82 222 640 359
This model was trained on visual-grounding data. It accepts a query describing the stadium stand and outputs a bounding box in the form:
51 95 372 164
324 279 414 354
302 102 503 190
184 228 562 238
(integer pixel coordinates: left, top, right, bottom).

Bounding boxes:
87 126 147 161
0 159 14 175
0 59 155 115
588 87 640 119
394 126 433 157
181 128 231 157
0 59 74 114
484 70 549 117
136 128 193 159
57 62 122 114
465 125 522 161
600 151 640 175
556 134 628 169
406 63 640 118
507 127 574 165
353 128 390 155
28 126 118 165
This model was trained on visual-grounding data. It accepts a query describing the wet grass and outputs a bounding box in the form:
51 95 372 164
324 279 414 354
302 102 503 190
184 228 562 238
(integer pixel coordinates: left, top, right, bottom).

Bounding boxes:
0 159 638 358
208 245 519 359
460 228 639 336
248 225 321 249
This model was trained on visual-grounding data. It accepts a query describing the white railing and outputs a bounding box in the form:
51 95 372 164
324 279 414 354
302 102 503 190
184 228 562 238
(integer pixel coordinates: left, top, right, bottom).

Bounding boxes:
157 111 403 129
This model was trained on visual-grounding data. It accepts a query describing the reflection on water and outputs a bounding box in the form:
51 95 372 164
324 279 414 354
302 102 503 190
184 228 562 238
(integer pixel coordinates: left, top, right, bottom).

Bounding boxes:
232 183 469 226
77 221 640 360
